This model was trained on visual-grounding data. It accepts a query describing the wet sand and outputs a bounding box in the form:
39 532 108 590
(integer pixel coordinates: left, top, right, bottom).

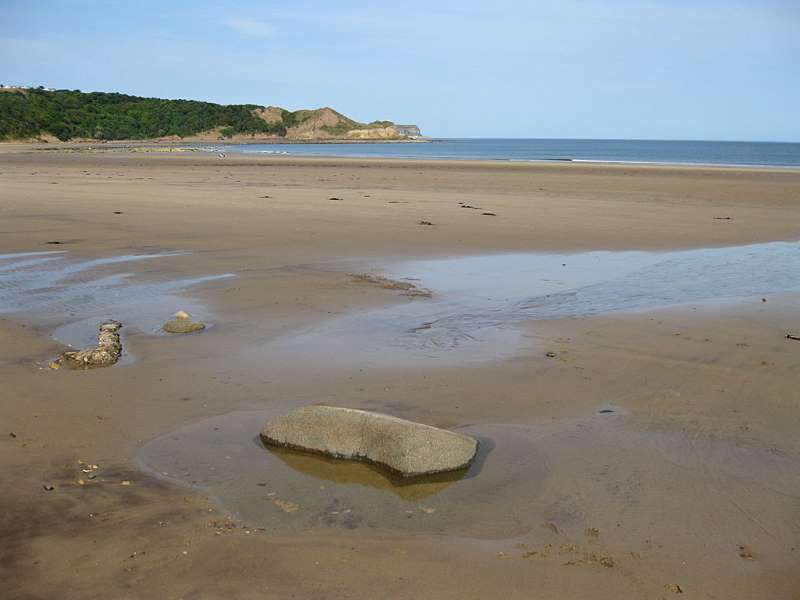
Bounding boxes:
2 148 800 599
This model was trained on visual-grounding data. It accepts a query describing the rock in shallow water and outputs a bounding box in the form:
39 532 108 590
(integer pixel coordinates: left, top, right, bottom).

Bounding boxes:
163 310 205 334
260 405 479 477
50 321 123 370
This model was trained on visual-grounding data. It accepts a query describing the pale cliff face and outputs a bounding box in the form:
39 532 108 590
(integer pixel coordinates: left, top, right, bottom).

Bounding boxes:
394 124 421 137
346 126 402 140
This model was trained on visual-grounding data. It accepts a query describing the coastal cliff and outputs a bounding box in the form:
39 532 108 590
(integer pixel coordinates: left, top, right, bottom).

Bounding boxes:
0 86 421 143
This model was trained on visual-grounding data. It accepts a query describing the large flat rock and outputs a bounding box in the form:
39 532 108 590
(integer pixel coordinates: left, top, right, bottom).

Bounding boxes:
260 406 478 477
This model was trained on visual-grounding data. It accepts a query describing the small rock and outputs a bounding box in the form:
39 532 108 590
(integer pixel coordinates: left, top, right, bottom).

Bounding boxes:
273 498 300 513
598 556 615 568
418 220 434 226
665 583 684 594
545 351 557 358
163 310 206 334
43 484 55 491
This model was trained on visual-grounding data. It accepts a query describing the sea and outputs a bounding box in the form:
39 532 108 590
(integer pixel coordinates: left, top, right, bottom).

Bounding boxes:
219 138 800 168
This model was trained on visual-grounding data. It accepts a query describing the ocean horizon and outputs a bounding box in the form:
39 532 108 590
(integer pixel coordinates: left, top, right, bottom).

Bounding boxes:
221 138 800 168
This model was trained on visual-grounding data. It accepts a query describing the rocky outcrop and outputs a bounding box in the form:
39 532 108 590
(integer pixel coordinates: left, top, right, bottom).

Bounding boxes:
163 310 206 334
393 125 421 137
346 126 402 140
261 405 478 477
281 107 412 141
285 107 352 140
50 321 123 369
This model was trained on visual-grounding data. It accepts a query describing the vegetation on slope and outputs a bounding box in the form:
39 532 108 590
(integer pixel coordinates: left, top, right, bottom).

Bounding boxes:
0 88 288 141
0 88 397 142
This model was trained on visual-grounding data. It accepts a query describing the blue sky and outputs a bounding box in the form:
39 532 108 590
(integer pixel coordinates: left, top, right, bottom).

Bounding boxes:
2 0 798 141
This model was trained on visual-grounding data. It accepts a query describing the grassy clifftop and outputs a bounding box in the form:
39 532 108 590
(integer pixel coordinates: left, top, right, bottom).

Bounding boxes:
0 87 404 142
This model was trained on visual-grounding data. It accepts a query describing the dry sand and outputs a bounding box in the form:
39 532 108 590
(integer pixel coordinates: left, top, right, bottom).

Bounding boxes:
1 148 800 599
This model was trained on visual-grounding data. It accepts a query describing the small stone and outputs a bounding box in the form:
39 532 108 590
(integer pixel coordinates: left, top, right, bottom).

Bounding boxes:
546 351 557 358
273 498 300 513
163 311 206 334
598 556 615 568
120 480 131 486
665 583 684 594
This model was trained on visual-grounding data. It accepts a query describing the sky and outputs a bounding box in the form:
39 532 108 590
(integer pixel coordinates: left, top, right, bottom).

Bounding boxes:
2 0 799 141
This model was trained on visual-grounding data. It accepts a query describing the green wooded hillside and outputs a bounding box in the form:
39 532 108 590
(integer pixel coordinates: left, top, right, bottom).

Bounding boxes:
0 88 286 141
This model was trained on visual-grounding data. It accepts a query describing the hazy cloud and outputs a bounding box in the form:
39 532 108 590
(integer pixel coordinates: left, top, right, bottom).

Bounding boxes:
225 17 274 38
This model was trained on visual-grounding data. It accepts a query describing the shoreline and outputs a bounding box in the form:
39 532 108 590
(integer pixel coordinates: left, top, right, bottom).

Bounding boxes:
3 142 800 174
2 138 799 170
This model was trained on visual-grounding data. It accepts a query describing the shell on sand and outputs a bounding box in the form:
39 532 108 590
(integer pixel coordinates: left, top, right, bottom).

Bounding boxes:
174 310 191 320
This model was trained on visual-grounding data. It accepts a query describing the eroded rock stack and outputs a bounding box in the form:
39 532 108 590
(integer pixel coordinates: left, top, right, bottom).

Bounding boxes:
50 321 123 370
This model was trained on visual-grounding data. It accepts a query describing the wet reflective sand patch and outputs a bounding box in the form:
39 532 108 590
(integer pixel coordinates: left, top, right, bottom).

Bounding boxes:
139 409 548 538
0 250 233 351
138 407 800 549
266 241 800 366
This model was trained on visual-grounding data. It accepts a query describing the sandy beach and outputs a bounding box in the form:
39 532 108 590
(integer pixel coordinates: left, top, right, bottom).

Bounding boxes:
2 147 800 599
